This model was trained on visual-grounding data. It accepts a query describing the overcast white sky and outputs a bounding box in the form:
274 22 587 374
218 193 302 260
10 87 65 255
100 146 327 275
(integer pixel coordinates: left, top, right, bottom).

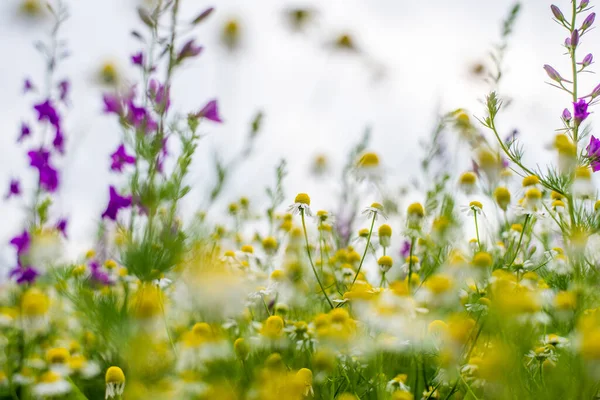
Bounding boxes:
0 0 597 265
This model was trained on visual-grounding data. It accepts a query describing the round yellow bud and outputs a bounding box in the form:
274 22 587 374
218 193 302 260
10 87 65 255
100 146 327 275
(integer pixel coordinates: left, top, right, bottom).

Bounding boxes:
294 193 311 205
493 187 511 211
105 366 125 384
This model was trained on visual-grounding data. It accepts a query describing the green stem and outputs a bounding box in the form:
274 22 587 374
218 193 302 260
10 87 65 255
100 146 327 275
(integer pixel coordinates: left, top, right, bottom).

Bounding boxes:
473 212 481 250
408 236 416 291
508 214 530 268
350 214 377 288
301 210 334 309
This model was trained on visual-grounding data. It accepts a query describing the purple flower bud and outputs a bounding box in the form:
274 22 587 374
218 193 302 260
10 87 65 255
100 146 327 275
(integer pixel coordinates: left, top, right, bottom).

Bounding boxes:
551 5 565 21
562 108 572 121
176 39 203 63
543 64 563 82
580 0 590 9
591 83 600 99
131 52 144 66
5 179 21 199
580 53 594 66
196 99 223 123
582 13 596 30
571 29 580 48
565 37 572 47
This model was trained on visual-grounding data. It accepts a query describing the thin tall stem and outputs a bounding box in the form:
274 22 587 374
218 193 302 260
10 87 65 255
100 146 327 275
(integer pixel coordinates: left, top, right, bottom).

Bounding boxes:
301 210 334 309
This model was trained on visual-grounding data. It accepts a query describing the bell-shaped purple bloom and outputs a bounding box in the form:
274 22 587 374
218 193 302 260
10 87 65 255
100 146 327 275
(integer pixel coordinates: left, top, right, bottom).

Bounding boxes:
28 149 59 192
34 99 60 128
126 100 157 132
110 144 136 172
10 230 30 256
587 135 600 171
574 98 590 124
102 185 132 220
5 179 21 199
10 266 39 284
196 99 223 123
149 80 171 113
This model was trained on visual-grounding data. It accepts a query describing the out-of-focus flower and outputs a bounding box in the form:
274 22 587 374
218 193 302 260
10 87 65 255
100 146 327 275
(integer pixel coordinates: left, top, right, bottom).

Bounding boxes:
28 148 59 192
5 179 21 199
195 99 223 123
284 8 316 31
221 19 241 51
101 186 132 220
587 135 600 171
543 64 564 82
176 39 203 63
32 371 71 398
98 61 120 86
110 144 136 172
289 193 312 216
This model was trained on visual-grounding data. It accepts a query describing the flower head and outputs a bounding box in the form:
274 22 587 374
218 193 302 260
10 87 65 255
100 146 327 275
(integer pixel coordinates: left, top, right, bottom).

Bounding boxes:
18 122 31 142
543 65 563 82
587 135 600 171
34 99 60 128
177 39 204 63
5 179 21 199
10 266 39 284
10 230 30 256
105 366 125 399
363 202 387 220
288 193 312 216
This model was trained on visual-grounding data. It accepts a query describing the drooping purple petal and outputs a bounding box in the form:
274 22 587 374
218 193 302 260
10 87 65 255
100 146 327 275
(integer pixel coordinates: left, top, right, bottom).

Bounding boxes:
102 93 124 115
176 39 203 63
56 218 68 238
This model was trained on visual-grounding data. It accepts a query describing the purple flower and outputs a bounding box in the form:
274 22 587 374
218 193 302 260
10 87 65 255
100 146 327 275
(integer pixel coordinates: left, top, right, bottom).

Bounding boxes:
580 53 593 67
101 185 132 220
587 135 600 171
18 123 31 142
196 99 223 123
28 148 59 192
582 13 596 30
110 144 136 172
400 240 411 259
551 5 565 21
10 230 30 256
34 99 60 128
581 0 590 8
562 108 572 121
102 93 124 115
126 100 157 132
23 78 34 93
58 80 70 102
131 52 144 66
5 179 21 199
574 98 590 124
56 218 68 238
90 261 112 285
543 64 563 82
10 266 39 284
176 39 203 63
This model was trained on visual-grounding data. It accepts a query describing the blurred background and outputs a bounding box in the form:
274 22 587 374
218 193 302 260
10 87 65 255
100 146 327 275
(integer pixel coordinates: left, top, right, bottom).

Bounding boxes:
0 0 596 261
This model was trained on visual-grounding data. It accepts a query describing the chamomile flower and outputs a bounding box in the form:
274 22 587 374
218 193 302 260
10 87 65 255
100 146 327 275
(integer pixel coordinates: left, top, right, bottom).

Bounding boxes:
105 366 125 399
461 200 484 216
458 171 478 194
362 202 387 220
572 166 594 198
378 224 392 247
406 202 425 229
33 371 71 398
355 151 383 181
288 193 312 216
494 186 511 211
386 374 411 392
21 288 50 334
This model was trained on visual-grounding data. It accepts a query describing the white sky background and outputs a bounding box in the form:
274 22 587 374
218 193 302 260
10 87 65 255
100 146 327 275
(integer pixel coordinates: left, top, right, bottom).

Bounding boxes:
0 0 598 266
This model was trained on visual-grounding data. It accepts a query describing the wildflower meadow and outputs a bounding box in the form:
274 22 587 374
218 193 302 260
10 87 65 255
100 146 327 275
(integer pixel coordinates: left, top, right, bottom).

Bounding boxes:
3 0 600 399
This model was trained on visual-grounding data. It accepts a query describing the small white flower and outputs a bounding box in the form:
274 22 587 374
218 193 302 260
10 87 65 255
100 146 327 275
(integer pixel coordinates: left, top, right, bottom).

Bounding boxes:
362 202 387 220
